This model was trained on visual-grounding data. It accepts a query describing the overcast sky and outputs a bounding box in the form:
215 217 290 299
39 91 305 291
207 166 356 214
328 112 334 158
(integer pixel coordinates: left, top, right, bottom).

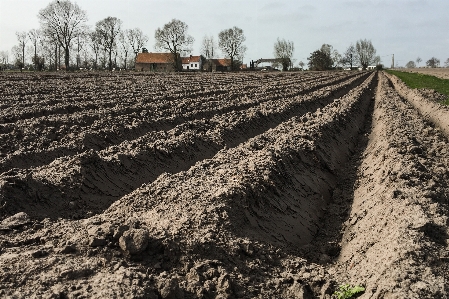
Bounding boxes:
1 0 448 67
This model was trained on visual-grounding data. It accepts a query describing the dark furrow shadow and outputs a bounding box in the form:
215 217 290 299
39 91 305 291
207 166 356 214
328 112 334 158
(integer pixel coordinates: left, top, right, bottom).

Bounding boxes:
302 75 376 264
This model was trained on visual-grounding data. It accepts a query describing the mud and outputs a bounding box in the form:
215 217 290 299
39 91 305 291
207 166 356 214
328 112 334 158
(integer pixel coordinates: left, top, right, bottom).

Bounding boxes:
1 71 448 298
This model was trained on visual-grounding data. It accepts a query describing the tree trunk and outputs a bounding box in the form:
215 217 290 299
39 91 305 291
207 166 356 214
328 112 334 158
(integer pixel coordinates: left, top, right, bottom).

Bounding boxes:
22 44 25 69
55 45 58 71
230 56 234 71
34 41 37 71
108 49 112 71
58 46 61 70
64 47 69 70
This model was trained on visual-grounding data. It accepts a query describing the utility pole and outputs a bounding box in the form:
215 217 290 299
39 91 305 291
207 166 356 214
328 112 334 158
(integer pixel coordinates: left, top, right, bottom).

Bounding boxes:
391 54 394 69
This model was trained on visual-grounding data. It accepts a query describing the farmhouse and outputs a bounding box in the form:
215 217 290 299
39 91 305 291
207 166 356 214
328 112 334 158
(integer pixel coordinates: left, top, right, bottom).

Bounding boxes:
181 55 205 71
135 52 181 72
203 58 232 71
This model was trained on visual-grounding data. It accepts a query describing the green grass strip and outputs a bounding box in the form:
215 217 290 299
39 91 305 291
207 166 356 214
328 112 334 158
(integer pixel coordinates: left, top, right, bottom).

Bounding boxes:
386 70 449 105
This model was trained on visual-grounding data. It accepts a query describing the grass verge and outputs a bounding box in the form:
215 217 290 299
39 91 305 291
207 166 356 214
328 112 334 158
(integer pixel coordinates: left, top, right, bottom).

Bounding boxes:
386 70 449 105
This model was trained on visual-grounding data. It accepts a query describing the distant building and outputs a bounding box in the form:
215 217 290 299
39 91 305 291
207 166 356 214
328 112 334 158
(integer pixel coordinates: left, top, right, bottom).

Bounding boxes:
181 55 205 71
203 58 232 72
135 52 181 72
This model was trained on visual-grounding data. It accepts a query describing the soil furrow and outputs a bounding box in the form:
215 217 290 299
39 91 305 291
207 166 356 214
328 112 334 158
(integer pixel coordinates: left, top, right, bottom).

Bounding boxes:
0 72 344 124
0 72 360 162
0 72 369 174
328 72 449 298
9 70 448 298
0 73 371 220
0 72 377 298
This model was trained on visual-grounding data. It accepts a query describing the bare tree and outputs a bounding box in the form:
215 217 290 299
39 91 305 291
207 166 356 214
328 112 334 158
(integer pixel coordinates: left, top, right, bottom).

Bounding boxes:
127 28 148 67
298 61 305 70
273 38 294 71
38 0 88 70
95 17 122 71
11 45 24 71
118 31 131 69
332 50 342 68
405 61 416 68
355 39 376 70
16 32 27 69
28 29 42 70
0 51 9 65
40 36 55 70
426 57 440 68
218 26 246 71
77 32 91 69
201 35 217 59
373 55 381 66
445 58 449 68
341 44 357 69
416 57 422 67
154 19 193 71
89 30 102 70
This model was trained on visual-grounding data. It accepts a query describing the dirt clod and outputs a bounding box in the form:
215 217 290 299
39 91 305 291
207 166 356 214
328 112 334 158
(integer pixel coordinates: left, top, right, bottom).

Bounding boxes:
118 228 149 255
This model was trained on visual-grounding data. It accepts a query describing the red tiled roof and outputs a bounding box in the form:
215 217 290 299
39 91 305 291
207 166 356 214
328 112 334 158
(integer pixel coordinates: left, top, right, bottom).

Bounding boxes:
181 55 203 64
189 56 201 63
136 53 175 64
210 59 231 66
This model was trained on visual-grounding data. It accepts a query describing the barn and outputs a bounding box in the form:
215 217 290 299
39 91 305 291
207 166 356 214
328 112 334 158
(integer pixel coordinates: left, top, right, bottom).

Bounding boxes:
203 59 232 72
135 53 181 72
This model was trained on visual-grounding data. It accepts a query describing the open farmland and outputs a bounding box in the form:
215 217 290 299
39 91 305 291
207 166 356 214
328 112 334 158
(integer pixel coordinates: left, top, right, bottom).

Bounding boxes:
403 68 449 80
0 71 448 298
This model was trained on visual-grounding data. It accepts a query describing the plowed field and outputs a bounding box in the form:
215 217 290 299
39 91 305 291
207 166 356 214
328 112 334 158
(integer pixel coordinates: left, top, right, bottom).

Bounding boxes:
0 71 448 298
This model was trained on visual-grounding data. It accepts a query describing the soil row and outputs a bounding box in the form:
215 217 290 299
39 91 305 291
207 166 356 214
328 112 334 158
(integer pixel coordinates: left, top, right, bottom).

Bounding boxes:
0 73 376 298
0 72 365 172
0 72 371 220
326 72 449 297
0 72 349 124
2 70 448 298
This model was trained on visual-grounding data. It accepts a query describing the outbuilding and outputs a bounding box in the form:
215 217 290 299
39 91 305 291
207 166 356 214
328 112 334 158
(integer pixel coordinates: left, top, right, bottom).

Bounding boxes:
182 55 205 71
135 52 181 72
203 59 232 72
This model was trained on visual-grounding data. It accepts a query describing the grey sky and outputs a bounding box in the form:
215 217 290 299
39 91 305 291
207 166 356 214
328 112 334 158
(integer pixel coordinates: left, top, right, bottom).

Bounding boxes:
1 0 448 67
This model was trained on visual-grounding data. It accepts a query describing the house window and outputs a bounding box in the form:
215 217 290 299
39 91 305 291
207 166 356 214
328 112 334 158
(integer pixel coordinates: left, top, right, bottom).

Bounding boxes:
191 63 193 67
195 64 197 67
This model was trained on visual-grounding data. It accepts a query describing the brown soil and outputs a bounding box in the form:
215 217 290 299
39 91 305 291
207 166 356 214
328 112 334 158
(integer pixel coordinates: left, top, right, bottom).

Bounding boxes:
403 68 449 80
0 71 448 298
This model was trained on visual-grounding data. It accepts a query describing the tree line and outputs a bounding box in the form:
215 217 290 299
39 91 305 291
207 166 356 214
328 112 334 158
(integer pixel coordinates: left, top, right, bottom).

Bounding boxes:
0 0 251 72
3 0 149 72
305 40 381 71
2 0 446 72
405 57 449 69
